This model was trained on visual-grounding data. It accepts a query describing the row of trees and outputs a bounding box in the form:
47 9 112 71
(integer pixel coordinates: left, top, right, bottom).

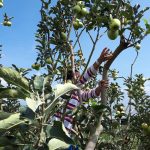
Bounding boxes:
0 0 150 149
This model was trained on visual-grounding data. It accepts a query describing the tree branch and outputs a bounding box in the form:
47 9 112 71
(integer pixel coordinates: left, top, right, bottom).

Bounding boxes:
81 27 100 77
85 39 129 150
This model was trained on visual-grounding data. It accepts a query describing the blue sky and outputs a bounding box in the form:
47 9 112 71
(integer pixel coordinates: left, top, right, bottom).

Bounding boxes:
0 0 150 82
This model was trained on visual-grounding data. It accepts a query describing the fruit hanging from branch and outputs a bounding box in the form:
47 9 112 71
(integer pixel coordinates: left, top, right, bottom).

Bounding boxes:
77 1 84 8
0 0 3 8
72 5 81 14
72 1 89 19
45 58 52 64
73 19 83 30
32 63 41 70
135 43 141 50
107 15 121 40
109 15 121 31
107 30 119 40
60 32 67 41
2 13 13 27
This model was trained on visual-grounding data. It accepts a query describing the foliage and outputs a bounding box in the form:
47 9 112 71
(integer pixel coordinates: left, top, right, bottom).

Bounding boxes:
0 0 150 150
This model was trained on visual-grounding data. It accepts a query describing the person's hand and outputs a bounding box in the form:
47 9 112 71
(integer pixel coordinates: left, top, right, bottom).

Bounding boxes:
99 79 109 89
98 47 113 63
95 79 109 96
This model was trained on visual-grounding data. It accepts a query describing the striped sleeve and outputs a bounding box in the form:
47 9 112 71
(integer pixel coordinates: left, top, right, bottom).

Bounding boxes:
80 88 99 101
79 64 97 85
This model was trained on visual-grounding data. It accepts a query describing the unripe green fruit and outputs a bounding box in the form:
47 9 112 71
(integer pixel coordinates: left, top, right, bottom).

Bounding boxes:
112 71 117 78
73 21 79 30
32 63 41 70
0 2 3 8
80 7 89 16
135 43 141 50
140 86 144 90
73 20 83 30
107 30 119 40
141 123 148 129
73 5 81 13
116 111 121 115
45 58 52 64
61 32 67 40
109 18 121 31
77 1 84 7
119 106 124 111
3 21 12 27
78 21 83 28
7 89 19 98
78 49 82 55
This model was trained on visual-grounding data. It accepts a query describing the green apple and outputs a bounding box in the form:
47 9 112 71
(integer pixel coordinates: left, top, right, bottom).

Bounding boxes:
45 58 52 64
0 2 3 8
116 110 121 115
112 71 118 78
73 19 83 30
107 30 119 40
72 5 81 13
61 32 67 40
141 123 148 129
78 49 82 55
78 21 83 28
73 21 79 30
3 21 12 27
135 43 141 50
32 63 41 70
140 86 144 90
109 18 121 31
119 106 124 111
77 1 84 7
142 77 146 81
80 7 89 16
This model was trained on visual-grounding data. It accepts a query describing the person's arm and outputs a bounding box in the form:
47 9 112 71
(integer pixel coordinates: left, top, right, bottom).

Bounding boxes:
80 80 109 101
78 48 112 85
95 80 109 96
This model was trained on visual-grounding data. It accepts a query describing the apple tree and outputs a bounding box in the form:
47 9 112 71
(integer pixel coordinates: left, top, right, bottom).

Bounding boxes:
0 0 150 150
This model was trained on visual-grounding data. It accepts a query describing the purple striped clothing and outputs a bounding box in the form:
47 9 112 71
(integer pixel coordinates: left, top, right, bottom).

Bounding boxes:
53 64 100 130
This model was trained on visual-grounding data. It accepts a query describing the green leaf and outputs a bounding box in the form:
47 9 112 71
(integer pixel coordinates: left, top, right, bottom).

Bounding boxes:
0 113 26 131
0 136 17 147
0 67 29 92
45 121 74 144
143 18 148 25
92 104 111 113
0 88 28 99
44 83 80 118
26 94 43 112
47 138 70 150
19 106 35 120
0 146 16 150
33 75 44 90
0 111 12 120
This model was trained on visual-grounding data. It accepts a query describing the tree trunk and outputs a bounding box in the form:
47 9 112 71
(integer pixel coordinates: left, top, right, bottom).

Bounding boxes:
85 41 128 150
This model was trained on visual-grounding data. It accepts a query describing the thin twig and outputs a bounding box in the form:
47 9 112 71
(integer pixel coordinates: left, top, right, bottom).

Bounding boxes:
127 50 138 126
73 28 85 49
81 27 100 77
87 31 94 44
